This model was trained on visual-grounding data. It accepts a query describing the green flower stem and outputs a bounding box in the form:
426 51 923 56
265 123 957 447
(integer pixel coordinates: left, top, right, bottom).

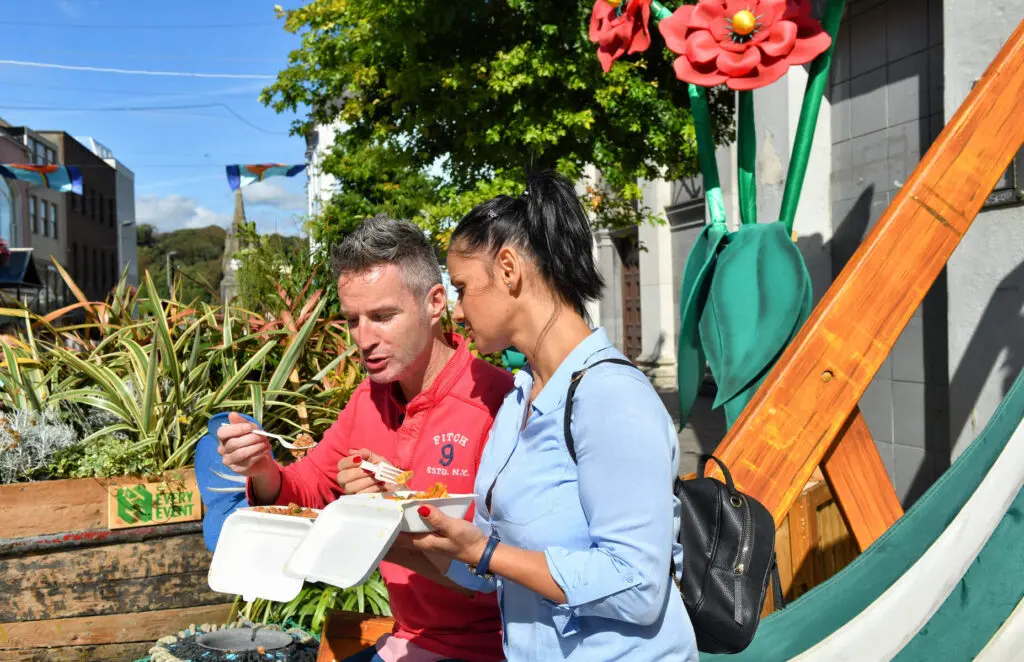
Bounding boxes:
738 90 757 225
650 1 673 22
650 1 725 225
779 0 848 235
687 83 727 225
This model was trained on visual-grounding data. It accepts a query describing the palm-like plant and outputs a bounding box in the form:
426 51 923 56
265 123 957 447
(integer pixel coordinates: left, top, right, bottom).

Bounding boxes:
0 260 363 476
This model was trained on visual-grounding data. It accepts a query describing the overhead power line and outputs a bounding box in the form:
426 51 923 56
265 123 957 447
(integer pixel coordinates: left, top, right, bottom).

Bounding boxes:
0 102 287 135
0 20 273 30
0 77 262 97
0 59 276 79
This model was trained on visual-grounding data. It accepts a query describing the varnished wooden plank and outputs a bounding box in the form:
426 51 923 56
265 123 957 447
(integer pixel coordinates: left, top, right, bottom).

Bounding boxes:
2 571 228 624
0 534 211 593
318 612 396 662
774 516 793 600
707 20 1024 524
0 478 108 539
0 470 199 539
0 642 149 662
822 410 905 550
0 603 234 649
787 485 818 601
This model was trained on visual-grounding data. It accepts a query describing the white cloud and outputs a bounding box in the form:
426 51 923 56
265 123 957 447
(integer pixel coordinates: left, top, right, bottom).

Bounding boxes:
136 195 231 232
57 0 83 18
242 181 307 212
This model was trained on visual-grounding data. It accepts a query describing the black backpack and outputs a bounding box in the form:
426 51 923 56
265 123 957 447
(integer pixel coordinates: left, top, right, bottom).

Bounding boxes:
564 358 784 654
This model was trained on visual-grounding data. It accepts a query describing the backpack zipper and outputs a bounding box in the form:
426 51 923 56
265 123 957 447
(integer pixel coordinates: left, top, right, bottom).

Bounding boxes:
731 493 754 624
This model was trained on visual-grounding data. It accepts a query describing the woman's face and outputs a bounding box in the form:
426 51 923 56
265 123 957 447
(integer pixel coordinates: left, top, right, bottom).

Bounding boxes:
446 242 514 355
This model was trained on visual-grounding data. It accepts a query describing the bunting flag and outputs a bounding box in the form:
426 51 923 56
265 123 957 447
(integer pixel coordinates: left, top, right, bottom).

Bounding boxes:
226 164 306 191
0 164 83 195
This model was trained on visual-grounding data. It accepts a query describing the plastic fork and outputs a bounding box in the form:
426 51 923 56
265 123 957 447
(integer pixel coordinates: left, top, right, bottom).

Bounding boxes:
359 459 412 486
249 428 314 451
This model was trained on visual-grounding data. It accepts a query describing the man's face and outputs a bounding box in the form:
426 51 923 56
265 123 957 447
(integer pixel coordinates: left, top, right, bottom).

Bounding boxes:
338 264 433 385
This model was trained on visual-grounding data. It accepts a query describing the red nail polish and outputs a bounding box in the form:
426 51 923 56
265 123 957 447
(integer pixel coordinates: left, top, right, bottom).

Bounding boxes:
352 456 362 465
417 506 430 517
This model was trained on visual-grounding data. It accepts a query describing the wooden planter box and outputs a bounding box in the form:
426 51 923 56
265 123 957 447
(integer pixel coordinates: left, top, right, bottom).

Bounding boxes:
317 612 396 662
0 470 235 661
317 480 858 659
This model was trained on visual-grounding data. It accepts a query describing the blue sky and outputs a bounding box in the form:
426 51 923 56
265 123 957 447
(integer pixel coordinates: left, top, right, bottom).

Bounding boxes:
0 0 309 236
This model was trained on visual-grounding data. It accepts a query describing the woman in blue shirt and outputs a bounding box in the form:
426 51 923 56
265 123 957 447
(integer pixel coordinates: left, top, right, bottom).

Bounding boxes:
402 170 698 661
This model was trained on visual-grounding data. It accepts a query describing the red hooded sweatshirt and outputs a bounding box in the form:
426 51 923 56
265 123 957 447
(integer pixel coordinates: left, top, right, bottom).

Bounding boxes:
247 333 512 662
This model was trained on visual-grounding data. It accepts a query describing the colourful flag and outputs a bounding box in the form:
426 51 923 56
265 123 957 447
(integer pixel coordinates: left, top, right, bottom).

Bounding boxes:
0 164 83 195
226 164 306 191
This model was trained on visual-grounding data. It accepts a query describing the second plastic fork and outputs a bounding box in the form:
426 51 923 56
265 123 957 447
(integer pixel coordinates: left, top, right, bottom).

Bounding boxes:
359 459 412 485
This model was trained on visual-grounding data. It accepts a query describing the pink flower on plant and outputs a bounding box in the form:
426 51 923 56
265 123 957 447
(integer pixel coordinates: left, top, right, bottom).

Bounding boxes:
0 238 11 263
589 0 653 73
658 0 832 91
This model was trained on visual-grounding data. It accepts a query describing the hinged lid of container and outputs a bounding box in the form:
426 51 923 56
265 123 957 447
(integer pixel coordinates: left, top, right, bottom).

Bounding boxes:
285 498 405 589
207 509 314 603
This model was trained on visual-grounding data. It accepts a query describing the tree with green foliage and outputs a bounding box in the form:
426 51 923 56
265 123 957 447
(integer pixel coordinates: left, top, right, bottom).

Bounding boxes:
137 224 227 303
262 0 733 247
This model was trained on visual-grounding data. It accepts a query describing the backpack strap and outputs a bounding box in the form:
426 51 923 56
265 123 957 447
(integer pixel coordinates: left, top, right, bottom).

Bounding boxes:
564 358 638 463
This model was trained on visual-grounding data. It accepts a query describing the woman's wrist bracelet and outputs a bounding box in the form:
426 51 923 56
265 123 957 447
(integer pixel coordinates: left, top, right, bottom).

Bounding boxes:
471 534 501 578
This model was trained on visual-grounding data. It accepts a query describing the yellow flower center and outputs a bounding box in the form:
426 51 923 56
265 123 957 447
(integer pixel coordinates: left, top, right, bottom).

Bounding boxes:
605 0 624 6
731 10 757 36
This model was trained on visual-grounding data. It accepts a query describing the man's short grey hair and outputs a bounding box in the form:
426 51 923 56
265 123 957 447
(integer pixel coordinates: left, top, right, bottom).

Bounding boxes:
331 214 443 297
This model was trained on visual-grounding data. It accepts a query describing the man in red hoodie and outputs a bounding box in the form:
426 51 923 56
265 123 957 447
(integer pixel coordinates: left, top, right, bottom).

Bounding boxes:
217 214 512 662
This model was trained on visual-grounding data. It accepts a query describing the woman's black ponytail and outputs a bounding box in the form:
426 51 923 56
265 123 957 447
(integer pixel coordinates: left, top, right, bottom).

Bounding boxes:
451 170 605 317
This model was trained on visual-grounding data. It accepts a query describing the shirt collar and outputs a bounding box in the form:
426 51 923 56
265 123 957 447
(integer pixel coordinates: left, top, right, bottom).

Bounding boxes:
527 328 613 416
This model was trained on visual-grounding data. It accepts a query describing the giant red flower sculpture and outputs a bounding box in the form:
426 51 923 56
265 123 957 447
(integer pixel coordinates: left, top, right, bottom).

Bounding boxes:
658 0 832 91
589 0 653 73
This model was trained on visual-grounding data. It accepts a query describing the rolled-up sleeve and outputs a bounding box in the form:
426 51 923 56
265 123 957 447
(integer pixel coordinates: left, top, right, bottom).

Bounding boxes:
543 372 678 631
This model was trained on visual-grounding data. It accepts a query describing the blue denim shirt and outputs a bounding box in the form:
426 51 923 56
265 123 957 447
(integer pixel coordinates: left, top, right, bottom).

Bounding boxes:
447 328 698 661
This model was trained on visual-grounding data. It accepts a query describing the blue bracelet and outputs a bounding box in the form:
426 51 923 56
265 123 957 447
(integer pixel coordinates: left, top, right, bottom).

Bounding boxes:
473 534 501 577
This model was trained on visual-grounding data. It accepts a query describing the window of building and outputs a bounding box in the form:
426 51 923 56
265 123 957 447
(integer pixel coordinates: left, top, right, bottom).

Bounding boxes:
90 190 96 220
92 248 98 294
71 194 78 213
71 243 78 284
30 196 38 234
41 201 50 237
50 202 58 239
31 140 44 165
45 147 56 165
109 199 116 226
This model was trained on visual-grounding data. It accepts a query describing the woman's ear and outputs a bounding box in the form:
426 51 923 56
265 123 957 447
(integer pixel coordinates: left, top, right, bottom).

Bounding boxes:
496 246 522 293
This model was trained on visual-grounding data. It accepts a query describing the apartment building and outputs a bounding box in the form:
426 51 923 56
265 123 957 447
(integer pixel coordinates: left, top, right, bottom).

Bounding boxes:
0 123 68 311
39 131 119 303
79 137 138 288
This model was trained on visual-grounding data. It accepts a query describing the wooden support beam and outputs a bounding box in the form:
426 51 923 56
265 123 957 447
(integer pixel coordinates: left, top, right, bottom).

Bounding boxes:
822 408 904 550
706 20 1024 524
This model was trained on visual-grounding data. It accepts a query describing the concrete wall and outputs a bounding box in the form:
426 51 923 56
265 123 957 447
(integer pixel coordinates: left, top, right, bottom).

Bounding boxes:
110 161 138 287
828 0 948 505
943 1 1024 461
306 121 342 218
